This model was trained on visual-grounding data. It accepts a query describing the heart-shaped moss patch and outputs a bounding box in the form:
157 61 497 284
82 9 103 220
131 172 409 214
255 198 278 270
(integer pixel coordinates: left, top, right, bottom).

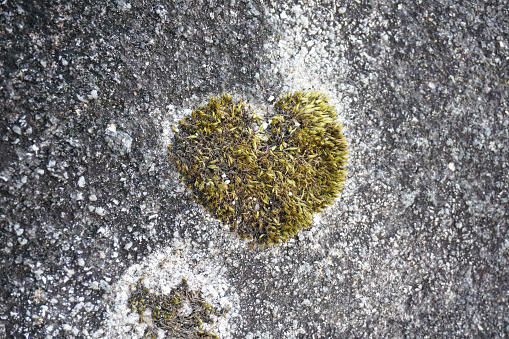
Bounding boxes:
169 91 348 245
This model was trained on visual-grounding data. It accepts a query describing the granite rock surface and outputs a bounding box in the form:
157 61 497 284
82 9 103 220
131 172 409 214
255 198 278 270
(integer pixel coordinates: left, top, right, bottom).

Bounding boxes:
1 0 508 338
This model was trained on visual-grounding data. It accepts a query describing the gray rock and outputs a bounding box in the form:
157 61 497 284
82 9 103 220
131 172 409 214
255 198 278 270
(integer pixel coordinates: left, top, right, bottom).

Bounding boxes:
105 125 132 156
1 0 506 338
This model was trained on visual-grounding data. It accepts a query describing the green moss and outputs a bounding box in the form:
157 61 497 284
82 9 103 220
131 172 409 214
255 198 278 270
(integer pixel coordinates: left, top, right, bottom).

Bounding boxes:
169 91 348 245
128 278 225 339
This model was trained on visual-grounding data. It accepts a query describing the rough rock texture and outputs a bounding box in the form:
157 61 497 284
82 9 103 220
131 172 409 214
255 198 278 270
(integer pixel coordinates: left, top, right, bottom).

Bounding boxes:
0 0 507 338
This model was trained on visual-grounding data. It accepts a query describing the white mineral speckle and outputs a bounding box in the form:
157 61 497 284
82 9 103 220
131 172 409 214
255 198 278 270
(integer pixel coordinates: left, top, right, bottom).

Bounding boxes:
95 207 106 216
89 90 98 100
78 176 86 188
106 123 117 136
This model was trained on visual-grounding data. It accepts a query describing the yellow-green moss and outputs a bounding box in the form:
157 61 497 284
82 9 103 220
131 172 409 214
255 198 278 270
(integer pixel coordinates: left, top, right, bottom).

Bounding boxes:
169 91 348 245
128 278 225 339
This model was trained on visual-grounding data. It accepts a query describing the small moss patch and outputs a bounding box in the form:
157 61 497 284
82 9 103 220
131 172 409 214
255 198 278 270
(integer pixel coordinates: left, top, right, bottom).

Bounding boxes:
169 91 348 245
128 278 225 339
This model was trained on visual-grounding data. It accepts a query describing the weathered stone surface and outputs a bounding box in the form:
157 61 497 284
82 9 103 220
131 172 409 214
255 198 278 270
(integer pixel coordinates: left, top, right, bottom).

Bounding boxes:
1 0 507 338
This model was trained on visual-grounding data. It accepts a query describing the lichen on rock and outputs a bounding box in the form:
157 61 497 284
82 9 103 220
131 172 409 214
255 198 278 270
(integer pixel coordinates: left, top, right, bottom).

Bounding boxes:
169 91 348 245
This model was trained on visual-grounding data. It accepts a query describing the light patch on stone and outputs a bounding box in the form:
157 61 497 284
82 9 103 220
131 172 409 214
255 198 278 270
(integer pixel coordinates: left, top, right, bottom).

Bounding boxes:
102 237 239 338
